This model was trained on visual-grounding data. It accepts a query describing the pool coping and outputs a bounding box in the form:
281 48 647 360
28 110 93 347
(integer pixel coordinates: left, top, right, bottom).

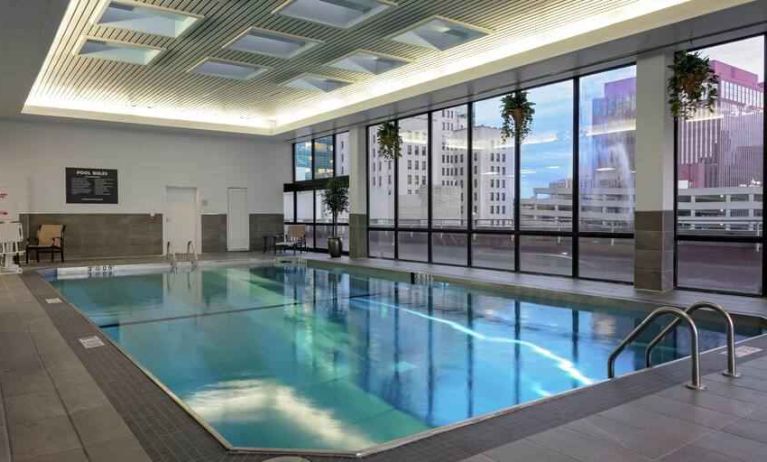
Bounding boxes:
21 259 767 462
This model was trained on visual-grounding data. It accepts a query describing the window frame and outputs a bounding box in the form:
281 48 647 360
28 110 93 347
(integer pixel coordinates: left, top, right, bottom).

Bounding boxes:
673 33 767 296
366 64 637 283
285 132 351 253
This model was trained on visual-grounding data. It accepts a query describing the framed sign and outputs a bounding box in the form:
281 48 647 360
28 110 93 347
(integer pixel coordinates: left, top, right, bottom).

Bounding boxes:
66 168 118 204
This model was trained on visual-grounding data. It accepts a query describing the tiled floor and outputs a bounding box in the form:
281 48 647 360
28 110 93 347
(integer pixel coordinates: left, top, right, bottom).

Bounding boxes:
460 354 767 462
3 254 767 462
0 274 150 462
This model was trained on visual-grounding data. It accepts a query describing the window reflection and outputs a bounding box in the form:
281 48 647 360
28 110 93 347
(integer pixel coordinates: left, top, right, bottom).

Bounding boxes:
294 141 312 182
472 97 515 229
314 136 334 179
520 81 574 231
432 106 469 229
398 115 429 229
579 67 636 233
369 124 395 227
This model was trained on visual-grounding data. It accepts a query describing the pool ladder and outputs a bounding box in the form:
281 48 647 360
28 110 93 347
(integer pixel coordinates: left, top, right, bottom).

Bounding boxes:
186 241 198 269
166 242 178 272
607 301 739 390
412 272 434 285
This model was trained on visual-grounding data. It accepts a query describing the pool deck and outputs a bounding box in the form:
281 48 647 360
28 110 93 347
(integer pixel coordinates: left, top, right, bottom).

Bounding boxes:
1 253 766 461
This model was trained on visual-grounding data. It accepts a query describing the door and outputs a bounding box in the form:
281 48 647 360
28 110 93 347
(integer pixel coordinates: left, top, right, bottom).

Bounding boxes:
165 186 198 255
227 187 249 251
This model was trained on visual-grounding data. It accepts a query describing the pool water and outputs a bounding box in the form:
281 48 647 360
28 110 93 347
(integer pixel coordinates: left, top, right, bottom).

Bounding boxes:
48 264 762 452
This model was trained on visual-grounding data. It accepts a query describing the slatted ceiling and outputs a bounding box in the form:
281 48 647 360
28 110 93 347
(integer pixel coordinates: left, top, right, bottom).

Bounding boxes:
28 0 644 130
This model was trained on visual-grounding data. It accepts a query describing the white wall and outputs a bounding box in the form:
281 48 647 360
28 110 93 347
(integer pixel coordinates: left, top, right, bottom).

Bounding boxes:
0 118 290 217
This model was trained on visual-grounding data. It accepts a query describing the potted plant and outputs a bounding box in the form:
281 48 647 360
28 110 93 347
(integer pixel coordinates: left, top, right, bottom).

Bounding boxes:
322 177 350 258
500 90 535 142
377 120 401 160
668 51 719 119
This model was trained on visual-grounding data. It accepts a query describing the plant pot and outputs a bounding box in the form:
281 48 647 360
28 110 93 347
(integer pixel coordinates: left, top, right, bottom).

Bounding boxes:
328 237 343 258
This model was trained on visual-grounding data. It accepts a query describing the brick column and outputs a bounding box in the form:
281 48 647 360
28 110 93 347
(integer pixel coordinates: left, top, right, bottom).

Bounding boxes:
348 125 368 258
634 52 675 291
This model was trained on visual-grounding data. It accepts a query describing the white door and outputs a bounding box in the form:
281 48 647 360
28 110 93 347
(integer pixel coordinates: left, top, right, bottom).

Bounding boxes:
165 187 198 255
227 187 249 251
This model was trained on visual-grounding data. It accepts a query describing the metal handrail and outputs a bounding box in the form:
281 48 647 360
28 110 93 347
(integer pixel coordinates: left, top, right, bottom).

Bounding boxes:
186 240 198 269
645 301 739 378
608 306 705 390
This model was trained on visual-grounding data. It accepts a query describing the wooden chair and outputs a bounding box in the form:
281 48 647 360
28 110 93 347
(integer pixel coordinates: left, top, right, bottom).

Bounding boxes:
274 225 307 254
26 224 65 263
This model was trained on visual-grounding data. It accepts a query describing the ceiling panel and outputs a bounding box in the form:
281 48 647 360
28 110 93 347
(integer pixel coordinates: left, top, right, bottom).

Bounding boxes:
23 0 745 134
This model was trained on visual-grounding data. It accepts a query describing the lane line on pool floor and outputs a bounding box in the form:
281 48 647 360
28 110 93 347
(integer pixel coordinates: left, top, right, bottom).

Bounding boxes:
96 292 380 329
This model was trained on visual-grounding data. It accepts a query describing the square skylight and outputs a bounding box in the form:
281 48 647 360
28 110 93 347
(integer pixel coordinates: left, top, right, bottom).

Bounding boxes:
283 74 352 92
224 27 320 59
76 38 163 65
93 0 202 38
390 17 490 51
189 58 268 81
327 50 409 75
274 0 392 28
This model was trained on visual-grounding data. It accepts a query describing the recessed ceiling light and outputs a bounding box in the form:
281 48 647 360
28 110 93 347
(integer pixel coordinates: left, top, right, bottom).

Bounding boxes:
283 74 353 92
92 0 202 38
390 16 490 51
327 50 409 75
224 27 320 59
273 0 393 28
189 58 268 81
76 38 163 65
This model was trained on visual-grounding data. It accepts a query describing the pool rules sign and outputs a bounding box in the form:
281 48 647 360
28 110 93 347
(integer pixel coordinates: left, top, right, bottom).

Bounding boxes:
66 168 118 204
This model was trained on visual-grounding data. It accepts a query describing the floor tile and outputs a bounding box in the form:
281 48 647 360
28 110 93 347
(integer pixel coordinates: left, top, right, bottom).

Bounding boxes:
8 416 81 459
483 439 579 462
6 392 67 424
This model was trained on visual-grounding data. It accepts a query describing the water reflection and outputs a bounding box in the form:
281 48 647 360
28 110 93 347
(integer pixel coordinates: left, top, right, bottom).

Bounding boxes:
50 265 761 451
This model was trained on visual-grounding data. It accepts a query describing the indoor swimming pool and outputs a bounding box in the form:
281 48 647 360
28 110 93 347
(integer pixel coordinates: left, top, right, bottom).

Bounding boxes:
46 263 763 453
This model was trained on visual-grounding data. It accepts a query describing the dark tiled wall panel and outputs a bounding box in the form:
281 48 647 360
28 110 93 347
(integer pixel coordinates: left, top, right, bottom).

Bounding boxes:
21 213 284 257
634 210 675 291
201 214 227 253
249 213 283 251
22 213 163 258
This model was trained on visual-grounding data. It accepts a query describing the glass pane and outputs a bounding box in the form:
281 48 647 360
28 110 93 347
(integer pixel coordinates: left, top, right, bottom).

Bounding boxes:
315 225 331 249
369 125 395 227
579 66 637 233
399 115 429 229
677 36 764 237
432 232 468 265
432 105 469 229
294 141 312 181
296 191 313 223
283 192 294 223
398 231 428 262
471 234 515 270
472 96 515 230
314 136 334 179
305 224 314 249
579 237 634 282
369 230 395 258
521 81 574 231
519 235 572 275
316 190 331 223
336 132 350 176
677 241 762 294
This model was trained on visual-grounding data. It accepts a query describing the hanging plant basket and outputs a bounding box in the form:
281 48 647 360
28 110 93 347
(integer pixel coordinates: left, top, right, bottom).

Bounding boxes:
377 121 402 160
500 91 535 142
667 51 719 119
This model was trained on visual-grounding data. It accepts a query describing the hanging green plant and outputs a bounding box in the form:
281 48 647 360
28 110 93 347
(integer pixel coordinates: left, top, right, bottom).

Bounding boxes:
377 120 402 160
500 90 535 142
667 51 719 119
